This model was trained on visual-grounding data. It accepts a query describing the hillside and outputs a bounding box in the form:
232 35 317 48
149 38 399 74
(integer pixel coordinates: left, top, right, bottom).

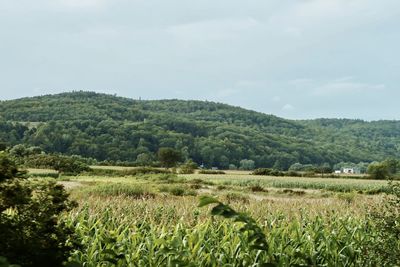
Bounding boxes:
0 91 399 169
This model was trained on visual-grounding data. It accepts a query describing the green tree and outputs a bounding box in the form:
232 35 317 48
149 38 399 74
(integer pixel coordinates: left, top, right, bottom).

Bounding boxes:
367 162 390 180
317 163 333 177
157 147 182 168
240 159 255 170
135 153 154 166
382 158 400 175
0 153 77 266
0 152 25 182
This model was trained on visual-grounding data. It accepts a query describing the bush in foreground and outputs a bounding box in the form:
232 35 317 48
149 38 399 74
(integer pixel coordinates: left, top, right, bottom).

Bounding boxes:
0 153 77 267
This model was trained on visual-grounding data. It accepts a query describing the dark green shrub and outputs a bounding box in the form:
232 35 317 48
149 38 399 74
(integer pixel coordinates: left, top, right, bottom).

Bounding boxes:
0 153 77 267
285 171 302 177
249 185 266 192
216 185 227 191
179 160 197 174
190 184 202 189
169 186 185 196
24 154 90 175
366 180 400 265
157 148 182 168
0 153 26 182
28 172 60 179
198 170 226 175
252 168 284 176
85 167 171 177
367 163 390 180
126 167 171 176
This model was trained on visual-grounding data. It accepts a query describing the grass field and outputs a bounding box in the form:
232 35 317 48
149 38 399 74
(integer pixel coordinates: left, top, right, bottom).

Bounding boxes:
42 168 397 266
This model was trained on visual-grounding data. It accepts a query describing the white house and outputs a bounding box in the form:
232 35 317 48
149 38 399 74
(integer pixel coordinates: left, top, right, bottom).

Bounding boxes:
341 168 361 174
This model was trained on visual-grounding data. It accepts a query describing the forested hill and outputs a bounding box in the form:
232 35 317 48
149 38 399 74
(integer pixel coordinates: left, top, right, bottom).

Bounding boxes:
0 91 399 169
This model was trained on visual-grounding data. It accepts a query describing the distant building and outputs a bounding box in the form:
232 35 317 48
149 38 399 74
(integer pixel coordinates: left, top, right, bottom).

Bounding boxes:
341 168 361 174
334 170 341 174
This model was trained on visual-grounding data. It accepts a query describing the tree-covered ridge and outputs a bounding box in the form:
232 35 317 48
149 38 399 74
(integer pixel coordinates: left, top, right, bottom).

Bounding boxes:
0 91 399 169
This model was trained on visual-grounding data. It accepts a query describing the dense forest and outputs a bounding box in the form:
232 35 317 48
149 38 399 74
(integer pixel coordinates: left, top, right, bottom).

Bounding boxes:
0 91 399 169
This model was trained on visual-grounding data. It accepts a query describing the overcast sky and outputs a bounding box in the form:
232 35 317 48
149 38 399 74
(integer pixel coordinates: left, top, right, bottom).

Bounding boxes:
0 0 399 120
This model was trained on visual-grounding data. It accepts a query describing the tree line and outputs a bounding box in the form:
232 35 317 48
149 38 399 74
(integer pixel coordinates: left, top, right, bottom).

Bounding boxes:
0 91 400 169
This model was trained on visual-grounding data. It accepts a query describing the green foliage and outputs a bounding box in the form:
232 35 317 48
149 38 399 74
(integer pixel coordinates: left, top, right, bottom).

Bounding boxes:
84 183 155 199
157 147 182 168
28 172 60 179
0 153 25 182
0 155 77 267
289 162 315 172
2 92 400 169
24 154 90 175
199 196 268 251
252 168 302 177
367 162 390 180
253 168 284 176
86 167 171 177
366 180 400 265
239 159 255 170
179 160 197 174
198 169 226 175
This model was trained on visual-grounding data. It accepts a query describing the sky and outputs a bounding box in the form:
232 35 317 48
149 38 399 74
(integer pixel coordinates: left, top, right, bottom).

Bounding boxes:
0 0 399 120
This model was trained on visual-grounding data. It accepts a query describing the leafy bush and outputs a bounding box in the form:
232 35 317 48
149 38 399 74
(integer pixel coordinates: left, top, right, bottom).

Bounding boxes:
86 167 171 177
367 162 390 180
366 180 400 265
0 153 26 182
252 168 302 177
249 185 266 192
85 183 155 198
252 168 283 176
24 154 90 175
179 160 197 174
28 172 60 179
198 170 226 175
0 153 77 267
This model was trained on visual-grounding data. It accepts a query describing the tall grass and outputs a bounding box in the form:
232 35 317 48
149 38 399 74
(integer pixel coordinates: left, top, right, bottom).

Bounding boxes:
65 198 379 266
61 174 391 266
81 183 155 199
183 174 389 194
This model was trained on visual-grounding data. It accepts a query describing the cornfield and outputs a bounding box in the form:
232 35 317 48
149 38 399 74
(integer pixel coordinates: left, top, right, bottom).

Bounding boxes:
64 192 380 266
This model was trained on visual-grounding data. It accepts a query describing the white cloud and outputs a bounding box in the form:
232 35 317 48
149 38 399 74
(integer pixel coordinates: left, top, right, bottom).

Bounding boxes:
313 80 385 96
282 104 294 111
272 96 281 102
166 17 260 44
216 88 239 98
289 78 313 86
57 0 108 8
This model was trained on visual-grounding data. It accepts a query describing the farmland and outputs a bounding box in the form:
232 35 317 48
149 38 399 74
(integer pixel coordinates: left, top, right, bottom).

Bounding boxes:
48 169 396 266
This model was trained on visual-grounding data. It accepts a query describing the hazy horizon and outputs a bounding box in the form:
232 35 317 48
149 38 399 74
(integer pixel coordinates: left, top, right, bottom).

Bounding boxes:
1 0 399 120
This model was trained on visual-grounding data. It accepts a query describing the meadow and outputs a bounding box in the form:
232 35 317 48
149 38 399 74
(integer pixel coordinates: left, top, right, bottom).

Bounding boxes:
38 168 398 267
